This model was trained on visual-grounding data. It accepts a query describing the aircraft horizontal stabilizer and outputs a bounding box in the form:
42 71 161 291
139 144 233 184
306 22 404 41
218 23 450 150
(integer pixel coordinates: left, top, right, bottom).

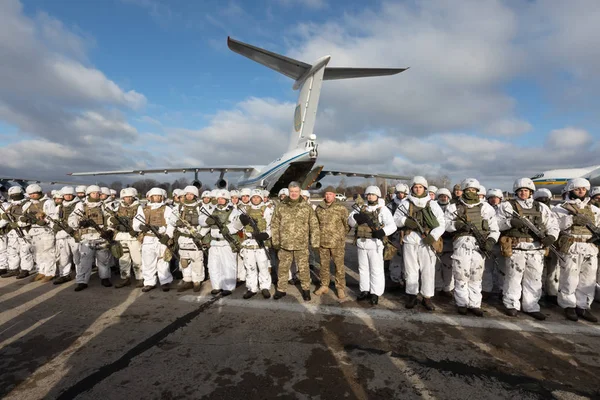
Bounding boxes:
318 170 411 181
323 67 408 80
68 166 257 177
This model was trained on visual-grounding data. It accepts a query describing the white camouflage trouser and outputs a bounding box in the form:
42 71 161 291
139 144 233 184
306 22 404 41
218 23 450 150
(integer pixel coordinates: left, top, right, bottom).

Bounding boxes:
77 240 112 284
482 245 503 293
435 251 454 292
558 242 598 310
208 241 237 291
178 236 204 283
0 235 7 271
237 252 246 281
29 229 56 277
116 233 142 280
141 237 173 287
7 232 33 271
451 237 485 308
404 241 436 298
56 235 80 277
503 248 544 312
242 247 271 293
357 238 385 296
542 252 560 297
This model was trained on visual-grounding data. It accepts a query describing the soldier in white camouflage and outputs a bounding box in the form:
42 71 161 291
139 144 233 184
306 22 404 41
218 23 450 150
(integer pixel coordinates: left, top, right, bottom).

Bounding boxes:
314 189 349 300
53 186 80 284
0 186 33 279
271 181 320 301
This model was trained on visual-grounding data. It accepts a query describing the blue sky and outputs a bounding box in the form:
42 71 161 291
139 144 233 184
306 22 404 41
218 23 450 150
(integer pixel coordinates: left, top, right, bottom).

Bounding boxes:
1 0 599 190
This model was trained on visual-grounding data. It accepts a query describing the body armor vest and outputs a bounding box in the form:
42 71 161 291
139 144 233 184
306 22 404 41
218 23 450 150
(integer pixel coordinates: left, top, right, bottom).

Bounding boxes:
9 201 26 219
60 202 78 223
244 206 267 234
564 203 596 236
401 201 437 236
179 204 199 226
143 205 166 227
356 206 381 239
84 204 105 226
504 200 542 239
454 203 489 239
212 206 233 225
26 200 46 216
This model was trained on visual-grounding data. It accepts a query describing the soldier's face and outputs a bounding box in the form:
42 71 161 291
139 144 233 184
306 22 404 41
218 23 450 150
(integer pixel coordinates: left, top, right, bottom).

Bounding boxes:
478 194 485 200
231 197 239 204
185 193 195 201
289 187 300 200
89 192 100 200
367 194 378 203
150 195 162 203
516 188 531 200
100 194 108 200
29 193 42 200
573 187 587 198
64 194 74 201
438 194 449 204
251 196 262 205
429 192 435 200
324 192 335 203
279 195 287 200
77 193 85 198
454 189 463 197
54 198 63 205
412 185 425 196
123 196 133 205
487 196 501 206
241 195 250 204
593 195 600 202
397 192 406 200
202 197 211 204
217 198 227 205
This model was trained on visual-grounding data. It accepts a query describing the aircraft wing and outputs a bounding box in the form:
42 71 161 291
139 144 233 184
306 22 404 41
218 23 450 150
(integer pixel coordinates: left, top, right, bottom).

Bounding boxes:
318 170 411 181
583 167 600 186
0 177 77 185
68 167 258 177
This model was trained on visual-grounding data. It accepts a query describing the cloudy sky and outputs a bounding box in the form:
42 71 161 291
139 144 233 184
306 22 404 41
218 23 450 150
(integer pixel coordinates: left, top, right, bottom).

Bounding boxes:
0 0 598 191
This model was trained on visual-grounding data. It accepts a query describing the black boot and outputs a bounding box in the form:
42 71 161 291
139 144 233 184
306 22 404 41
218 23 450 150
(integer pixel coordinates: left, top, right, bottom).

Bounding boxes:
16 270 30 279
370 294 379 305
525 311 546 321
210 289 222 295
357 291 370 301
302 290 311 301
1 269 19 278
469 308 484 317
161 283 170 292
274 290 286 300
565 307 578 321
221 290 232 296
101 278 113 287
262 289 271 299
243 290 257 299
115 278 131 288
576 308 598 323
505 307 518 317
141 285 156 292
0 268 6 276
546 295 558 306
457 306 468 315
405 294 418 309
177 281 194 292
53 276 72 285
74 283 88 292
422 297 435 311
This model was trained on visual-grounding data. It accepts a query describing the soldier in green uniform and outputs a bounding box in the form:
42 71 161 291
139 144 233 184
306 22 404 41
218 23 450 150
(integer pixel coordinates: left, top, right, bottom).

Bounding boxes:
314 190 349 299
271 182 320 301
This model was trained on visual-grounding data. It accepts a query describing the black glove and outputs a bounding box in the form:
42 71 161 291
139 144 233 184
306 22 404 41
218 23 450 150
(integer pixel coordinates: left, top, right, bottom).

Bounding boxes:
572 215 589 226
353 212 369 224
255 232 269 241
484 238 496 252
423 234 436 246
541 235 556 247
128 229 138 237
52 224 62 233
100 230 114 241
79 220 91 228
239 214 252 226
65 227 75 235
454 221 470 232
404 218 419 230
510 218 525 229
139 225 150 233
205 217 216 226
372 229 386 239
159 235 171 246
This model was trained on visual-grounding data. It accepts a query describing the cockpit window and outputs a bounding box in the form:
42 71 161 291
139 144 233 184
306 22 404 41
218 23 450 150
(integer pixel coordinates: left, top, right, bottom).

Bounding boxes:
531 173 544 179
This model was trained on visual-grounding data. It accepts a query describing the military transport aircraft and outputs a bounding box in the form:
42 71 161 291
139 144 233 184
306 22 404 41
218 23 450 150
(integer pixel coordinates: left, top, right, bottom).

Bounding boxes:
531 165 600 194
0 177 76 192
69 37 410 194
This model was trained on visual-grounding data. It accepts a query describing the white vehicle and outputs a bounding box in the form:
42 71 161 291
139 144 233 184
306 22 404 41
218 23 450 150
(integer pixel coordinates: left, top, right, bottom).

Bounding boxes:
530 165 600 194
335 194 347 202
69 37 410 194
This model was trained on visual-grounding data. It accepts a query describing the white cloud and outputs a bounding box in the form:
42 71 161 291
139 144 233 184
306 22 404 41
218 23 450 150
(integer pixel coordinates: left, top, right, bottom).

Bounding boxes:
483 118 532 137
547 127 593 149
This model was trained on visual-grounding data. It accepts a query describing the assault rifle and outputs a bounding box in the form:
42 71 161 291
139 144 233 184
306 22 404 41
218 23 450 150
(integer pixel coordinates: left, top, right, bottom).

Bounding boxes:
238 207 271 261
0 203 28 241
172 211 209 252
199 207 241 253
563 205 600 242
74 209 116 243
396 206 448 267
104 207 136 235
46 214 79 242
451 211 499 267
133 214 180 261
510 211 565 262
352 204 401 250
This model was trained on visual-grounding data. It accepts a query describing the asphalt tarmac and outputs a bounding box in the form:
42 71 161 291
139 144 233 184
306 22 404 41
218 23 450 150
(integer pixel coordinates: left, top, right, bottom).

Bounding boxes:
0 239 599 399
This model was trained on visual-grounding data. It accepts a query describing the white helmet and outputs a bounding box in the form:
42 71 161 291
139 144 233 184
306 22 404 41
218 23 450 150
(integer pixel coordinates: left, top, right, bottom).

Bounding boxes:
51 190 57 196
130 187 138 198
461 178 480 191
590 187 600 198
229 190 240 198
486 188 504 199
278 188 289 196
365 185 382 198
120 188 135 198
75 185 87 193
86 185 101 195
262 190 270 198
201 190 211 198
110 189 117 196
395 183 409 194
410 176 428 189
436 188 451 198
161 189 168 198
61 186 75 195
478 185 486 195
428 185 438 194
513 177 536 193
148 187 164 197
301 190 310 198
216 189 230 200
26 184 43 194
533 188 552 200
251 189 263 199
53 191 63 199
209 190 218 198
183 185 199 197
565 177 590 192
172 188 183 197
8 186 24 195
240 188 252 197
100 187 111 196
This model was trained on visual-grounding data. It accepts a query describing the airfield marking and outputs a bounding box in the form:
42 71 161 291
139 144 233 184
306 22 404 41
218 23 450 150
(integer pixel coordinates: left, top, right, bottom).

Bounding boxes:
179 295 600 337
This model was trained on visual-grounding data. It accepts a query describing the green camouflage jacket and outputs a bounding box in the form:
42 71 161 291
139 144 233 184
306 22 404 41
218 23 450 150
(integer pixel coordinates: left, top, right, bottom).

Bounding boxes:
271 197 320 250
315 200 349 248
